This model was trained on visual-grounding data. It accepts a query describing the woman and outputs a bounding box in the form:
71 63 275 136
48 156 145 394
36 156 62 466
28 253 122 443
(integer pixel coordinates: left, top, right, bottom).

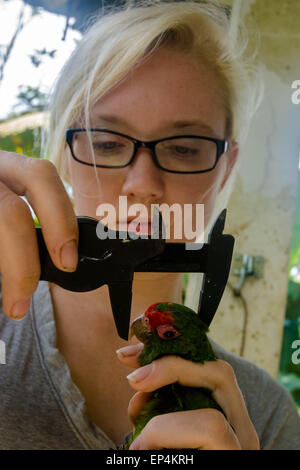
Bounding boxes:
0 1 299 450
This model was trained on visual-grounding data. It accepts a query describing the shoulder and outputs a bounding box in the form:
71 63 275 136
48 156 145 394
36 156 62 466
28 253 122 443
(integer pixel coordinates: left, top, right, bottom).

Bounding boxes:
210 339 300 449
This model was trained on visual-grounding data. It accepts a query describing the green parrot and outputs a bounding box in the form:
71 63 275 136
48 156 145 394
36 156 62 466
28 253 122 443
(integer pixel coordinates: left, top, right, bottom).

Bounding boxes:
123 301 224 450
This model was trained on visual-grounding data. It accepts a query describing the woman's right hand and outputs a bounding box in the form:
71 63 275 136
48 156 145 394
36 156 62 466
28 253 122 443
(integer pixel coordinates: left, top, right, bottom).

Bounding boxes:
0 150 79 320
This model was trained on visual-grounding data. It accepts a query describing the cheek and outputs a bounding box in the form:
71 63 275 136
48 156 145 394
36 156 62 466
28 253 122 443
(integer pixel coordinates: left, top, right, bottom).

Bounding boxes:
200 162 228 227
71 164 128 218
168 170 223 206
165 168 224 231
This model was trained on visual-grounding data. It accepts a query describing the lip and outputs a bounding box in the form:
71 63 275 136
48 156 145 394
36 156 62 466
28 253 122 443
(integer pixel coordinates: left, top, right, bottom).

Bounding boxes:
118 216 151 223
117 217 152 234
128 221 152 235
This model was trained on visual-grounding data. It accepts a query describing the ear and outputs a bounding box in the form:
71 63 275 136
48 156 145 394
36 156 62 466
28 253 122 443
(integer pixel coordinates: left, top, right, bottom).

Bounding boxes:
218 141 239 193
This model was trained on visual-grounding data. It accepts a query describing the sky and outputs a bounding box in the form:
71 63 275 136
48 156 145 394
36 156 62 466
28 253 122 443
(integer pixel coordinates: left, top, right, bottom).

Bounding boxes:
0 0 82 119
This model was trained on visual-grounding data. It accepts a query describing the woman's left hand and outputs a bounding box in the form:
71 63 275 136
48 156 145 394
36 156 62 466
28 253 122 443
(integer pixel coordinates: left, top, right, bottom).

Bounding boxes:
116 344 260 450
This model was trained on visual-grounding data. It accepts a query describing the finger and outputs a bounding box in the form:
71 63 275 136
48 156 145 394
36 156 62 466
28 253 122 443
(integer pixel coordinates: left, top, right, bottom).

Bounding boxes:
126 356 259 450
0 179 41 318
128 391 153 425
0 152 79 272
116 343 144 368
0 152 78 319
129 409 241 450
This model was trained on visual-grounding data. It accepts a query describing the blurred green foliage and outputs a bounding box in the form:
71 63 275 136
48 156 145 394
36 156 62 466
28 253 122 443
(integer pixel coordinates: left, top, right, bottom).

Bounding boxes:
12 86 48 115
279 173 300 411
182 273 189 304
0 127 41 157
286 280 300 321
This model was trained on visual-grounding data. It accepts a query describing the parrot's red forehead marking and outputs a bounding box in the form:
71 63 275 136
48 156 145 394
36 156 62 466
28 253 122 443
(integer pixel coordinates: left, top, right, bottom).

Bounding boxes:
145 302 172 316
144 302 174 329
144 302 161 316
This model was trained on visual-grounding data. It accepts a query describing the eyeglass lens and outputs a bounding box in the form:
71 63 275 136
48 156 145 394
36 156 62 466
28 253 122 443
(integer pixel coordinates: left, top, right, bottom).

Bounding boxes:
71 130 217 172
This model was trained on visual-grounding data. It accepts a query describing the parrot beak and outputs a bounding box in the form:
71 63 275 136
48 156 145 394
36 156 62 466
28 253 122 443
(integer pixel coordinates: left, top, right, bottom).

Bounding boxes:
129 315 152 343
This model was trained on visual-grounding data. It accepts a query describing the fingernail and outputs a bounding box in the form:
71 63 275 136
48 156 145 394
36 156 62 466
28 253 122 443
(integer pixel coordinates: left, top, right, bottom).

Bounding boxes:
11 297 31 319
126 363 153 383
116 343 144 357
60 239 78 271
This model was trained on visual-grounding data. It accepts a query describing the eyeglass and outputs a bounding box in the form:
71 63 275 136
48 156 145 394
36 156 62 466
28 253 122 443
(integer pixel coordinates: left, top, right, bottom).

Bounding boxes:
66 128 228 174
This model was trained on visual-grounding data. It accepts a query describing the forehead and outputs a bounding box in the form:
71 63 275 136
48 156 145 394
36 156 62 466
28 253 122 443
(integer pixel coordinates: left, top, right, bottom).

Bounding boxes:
90 47 226 139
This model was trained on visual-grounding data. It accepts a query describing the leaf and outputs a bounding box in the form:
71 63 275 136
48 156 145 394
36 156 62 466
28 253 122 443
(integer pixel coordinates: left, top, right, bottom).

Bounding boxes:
278 373 300 394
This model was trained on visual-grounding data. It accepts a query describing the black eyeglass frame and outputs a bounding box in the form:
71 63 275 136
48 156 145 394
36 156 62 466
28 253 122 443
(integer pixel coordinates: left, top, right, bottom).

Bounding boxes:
66 128 229 175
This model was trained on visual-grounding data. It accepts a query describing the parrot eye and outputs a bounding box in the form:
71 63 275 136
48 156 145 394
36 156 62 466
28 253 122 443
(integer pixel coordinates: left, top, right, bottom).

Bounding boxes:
163 330 175 339
156 324 181 340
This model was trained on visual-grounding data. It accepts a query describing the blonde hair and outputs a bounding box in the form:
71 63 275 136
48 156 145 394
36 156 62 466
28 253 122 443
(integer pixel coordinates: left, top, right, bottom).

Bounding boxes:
45 0 262 188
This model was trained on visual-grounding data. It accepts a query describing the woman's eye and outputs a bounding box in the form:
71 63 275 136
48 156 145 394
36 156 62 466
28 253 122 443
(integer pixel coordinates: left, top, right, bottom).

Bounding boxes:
166 145 199 157
175 146 196 154
93 141 122 151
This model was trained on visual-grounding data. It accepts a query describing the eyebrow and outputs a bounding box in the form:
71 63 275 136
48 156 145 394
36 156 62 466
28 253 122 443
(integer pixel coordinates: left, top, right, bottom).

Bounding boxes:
94 114 217 136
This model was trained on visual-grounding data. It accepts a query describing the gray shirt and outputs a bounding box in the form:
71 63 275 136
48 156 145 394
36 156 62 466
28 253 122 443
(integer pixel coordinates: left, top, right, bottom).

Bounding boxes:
0 276 299 450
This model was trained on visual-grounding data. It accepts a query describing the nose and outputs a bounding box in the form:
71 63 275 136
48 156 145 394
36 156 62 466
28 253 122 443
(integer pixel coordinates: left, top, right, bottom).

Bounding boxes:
120 146 164 201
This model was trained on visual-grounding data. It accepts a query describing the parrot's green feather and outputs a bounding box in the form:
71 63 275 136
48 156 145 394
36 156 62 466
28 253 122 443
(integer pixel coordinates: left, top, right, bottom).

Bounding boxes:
131 384 223 439
123 302 224 450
